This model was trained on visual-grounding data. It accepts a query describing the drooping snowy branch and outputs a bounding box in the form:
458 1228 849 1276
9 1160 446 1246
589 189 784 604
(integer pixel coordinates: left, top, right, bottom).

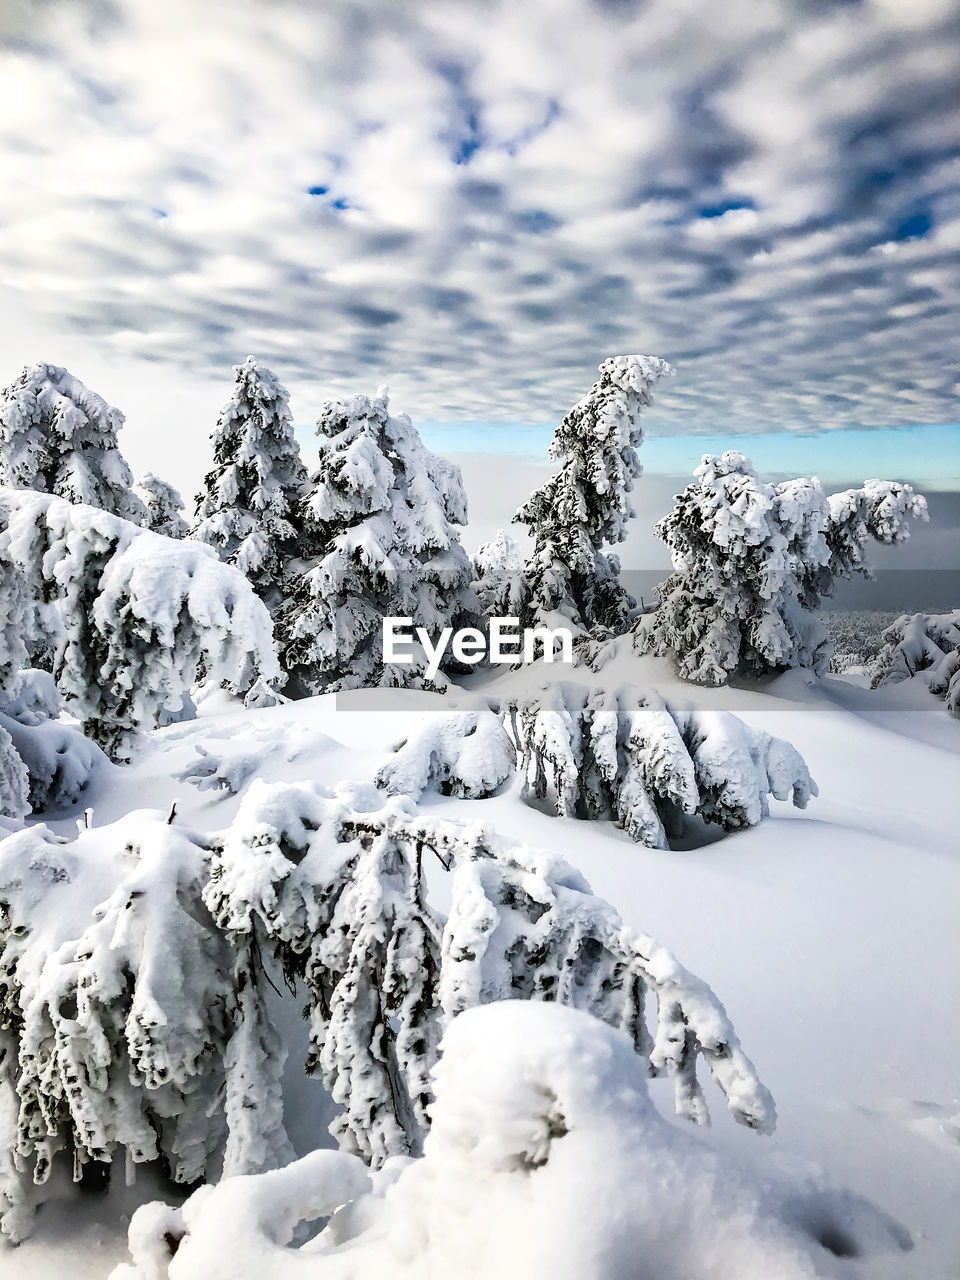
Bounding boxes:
0 488 279 758
375 708 516 800
637 451 927 685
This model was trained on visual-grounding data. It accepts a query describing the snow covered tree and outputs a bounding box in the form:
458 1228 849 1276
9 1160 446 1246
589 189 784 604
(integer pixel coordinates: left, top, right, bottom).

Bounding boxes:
0 488 279 759
192 358 306 606
0 669 100 812
0 810 292 1239
871 610 960 714
134 473 188 539
276 388 475 694
0 363 148 525
637 451 927 685
375 685 816 848
0 777 776 1239
473 528 529 622
509 355 672 637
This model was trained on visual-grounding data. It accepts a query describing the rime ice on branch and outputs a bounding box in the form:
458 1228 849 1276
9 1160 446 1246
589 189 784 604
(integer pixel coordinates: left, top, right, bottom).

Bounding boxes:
192 358 306 606
277 388 474 693
637 451 927 685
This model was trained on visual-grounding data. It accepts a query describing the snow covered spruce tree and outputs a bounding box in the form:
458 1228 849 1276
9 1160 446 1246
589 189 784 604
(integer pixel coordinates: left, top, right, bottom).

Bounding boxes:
0 488 279 760
871 610 960 713
192 358 306 607
0 363 148 525
637 451 927 685
504 355 672 638
277 388 475 694
134 472 188 538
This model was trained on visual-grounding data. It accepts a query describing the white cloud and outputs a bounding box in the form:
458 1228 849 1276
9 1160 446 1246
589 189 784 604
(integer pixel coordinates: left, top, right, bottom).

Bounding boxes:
0 0 957 498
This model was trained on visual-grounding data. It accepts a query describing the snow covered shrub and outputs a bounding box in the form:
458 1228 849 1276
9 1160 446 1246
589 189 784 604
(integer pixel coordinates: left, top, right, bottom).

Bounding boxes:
0 781 776 1240
277 388 475 694
205 779 774 1165
111 1003 910 1280
0 669 101 811
506 354 672 637
135 473 188 539
192 358 306 607
637 451 927 685
375 707 516 800
0 363 149 525
0 489 279 759
380 686 815 847
871 610 960 713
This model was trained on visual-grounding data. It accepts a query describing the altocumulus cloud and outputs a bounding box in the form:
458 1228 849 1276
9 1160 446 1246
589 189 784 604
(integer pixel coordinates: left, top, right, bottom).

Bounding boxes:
0 0 958 436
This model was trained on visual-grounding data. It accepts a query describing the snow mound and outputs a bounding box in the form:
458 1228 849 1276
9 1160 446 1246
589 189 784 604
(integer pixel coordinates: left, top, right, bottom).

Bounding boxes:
111 1003 910 1280
375 706 515 799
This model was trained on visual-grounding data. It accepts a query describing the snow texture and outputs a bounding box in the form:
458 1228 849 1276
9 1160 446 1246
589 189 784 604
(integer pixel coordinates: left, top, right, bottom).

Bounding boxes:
0 488 279 758
0 364 148 525
109 1003 910 1280
637 451 927 685
277 387 475 693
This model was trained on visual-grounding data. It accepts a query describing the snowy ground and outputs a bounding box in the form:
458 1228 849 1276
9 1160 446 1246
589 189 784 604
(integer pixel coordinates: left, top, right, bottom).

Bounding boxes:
8 653 959 1279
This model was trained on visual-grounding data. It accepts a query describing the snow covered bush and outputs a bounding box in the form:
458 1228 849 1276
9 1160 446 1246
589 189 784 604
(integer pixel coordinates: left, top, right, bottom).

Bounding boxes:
871 610 960 713
277 388 475 693
0 777 778 1241
0 363 148 525
0 810 294 1241
473 528 528 619
375 707 516 800
110 1003 911 1280
192 358 306 607
637 451 927 685
378 686 816 848
135 473 188 539
504 354 672 637
508 683 815 844
0 488 279 759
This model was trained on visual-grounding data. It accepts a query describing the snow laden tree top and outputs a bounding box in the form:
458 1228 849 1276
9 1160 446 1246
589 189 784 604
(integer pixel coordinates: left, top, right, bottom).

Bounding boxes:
637 451 927 685
277 388 474 693
0 780 774 1239
192 358 306 605
0 363 148 525
508 355 673 636
0 489 279 759
134 473 187 539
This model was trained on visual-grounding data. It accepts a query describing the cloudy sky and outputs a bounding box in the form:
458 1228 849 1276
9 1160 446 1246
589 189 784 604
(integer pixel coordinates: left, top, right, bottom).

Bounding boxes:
0 0 958 500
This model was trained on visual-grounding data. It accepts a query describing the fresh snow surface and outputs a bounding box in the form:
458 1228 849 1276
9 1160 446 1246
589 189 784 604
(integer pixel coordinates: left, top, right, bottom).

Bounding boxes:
6 649 959 1279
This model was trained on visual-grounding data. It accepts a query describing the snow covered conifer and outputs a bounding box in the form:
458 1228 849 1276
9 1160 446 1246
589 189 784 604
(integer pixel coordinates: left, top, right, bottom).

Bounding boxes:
510 355 672 636
134 472 188 538
637 451 927 685
0 363 148 525
192 358 306 606
871 610 960 713
277 388 475 693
